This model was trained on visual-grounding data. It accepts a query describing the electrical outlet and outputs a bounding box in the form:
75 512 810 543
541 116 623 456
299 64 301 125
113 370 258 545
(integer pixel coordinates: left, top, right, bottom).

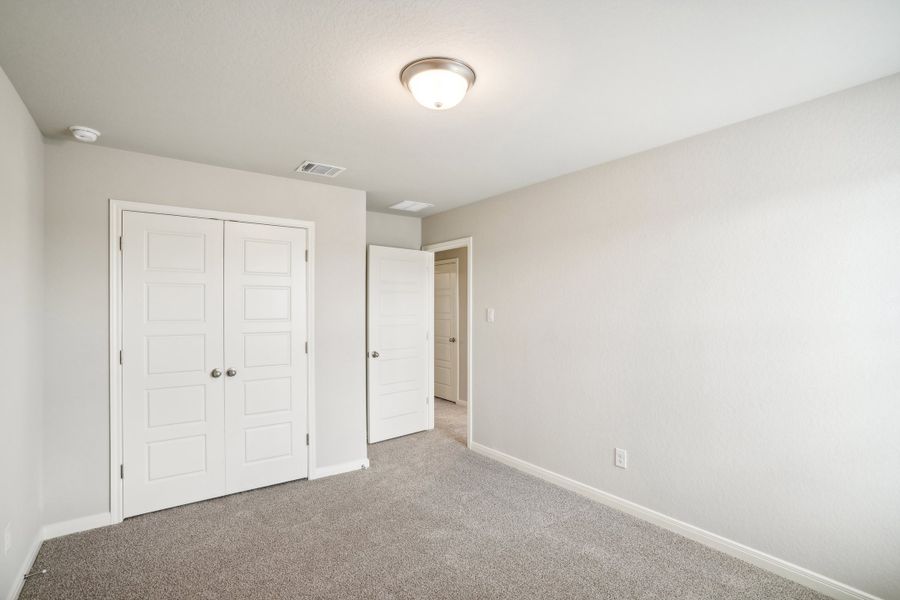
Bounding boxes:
3 522 11 556
614 448 627 469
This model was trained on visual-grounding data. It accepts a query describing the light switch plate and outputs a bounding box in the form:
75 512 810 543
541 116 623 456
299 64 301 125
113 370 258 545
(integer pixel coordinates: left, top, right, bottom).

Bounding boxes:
3 522 11 556
486 308 495 322
615 448 627 469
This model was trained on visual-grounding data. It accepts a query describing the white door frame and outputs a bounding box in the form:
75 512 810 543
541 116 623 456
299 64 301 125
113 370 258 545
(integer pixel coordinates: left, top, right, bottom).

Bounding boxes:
433 258 460 403
108 199 316 524
422 237 473 449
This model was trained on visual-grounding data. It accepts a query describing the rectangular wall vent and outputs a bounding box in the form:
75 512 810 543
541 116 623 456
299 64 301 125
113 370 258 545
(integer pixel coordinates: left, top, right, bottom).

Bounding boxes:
388 200 434 212
295 161 345 178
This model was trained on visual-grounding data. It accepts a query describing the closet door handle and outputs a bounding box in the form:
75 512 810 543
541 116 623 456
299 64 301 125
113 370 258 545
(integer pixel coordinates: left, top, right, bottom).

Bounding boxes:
211 368 223 378
370 351 380 358
226 368 237 377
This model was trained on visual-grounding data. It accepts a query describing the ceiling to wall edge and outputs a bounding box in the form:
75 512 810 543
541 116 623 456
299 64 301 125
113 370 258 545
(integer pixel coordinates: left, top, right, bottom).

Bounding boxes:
39 73 899 221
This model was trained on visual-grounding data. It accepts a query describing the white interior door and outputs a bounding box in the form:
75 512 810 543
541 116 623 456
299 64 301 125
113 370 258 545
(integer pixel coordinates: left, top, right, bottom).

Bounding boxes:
367 245 433 443
122 211 226 517
434 260 459 402
122 211 311 517
224 221 309 493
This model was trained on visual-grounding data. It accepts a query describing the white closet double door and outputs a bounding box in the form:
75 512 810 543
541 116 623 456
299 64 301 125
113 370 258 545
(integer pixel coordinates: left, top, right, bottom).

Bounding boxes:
122 211 309 517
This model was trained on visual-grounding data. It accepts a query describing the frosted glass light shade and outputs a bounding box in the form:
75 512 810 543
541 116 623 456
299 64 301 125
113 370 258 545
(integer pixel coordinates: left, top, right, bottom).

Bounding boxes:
400 58 476 110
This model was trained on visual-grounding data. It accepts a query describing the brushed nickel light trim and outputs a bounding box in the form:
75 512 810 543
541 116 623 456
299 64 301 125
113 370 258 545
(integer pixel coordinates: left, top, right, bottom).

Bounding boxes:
400 57 476 110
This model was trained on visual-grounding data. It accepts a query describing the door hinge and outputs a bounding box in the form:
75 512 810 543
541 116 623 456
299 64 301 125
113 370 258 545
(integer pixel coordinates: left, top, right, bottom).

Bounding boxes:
120 464 124 479
305 341 308 354
305 249 308 262
305 433 309 446
119 350 123 365
118 235 122 251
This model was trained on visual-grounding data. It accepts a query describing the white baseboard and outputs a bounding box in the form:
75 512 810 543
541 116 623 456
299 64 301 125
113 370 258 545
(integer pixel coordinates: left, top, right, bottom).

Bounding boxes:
5 529 42 600
470 442 880 600
38 463 370 543
309 458 370 480
9 464 367 599
42 513 112 541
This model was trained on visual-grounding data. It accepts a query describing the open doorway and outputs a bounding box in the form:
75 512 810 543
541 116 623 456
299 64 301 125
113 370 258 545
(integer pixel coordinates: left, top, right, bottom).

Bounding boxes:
423 238 472 448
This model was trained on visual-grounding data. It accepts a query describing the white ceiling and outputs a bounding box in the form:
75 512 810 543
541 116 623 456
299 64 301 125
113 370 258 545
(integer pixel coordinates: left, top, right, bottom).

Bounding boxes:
1 1 899 216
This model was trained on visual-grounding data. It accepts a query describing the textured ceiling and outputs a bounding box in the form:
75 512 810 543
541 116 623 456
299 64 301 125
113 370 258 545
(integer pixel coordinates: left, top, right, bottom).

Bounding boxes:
1 1 899 215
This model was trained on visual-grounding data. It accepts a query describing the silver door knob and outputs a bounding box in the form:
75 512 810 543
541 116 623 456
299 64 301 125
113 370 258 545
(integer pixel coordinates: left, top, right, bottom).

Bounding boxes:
449 337 456 343
370 351 380 358
226 368 237 377
211 368 222 378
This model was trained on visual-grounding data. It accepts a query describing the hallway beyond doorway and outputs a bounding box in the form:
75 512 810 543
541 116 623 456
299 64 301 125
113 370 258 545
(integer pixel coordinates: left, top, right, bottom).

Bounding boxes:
435 398 466 446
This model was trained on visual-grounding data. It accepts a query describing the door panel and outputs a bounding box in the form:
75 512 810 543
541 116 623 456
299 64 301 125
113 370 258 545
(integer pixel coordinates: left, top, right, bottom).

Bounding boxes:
367 246 433 442
122 211 226 517
434 260 459 402
123 211 311 517
224 221 308 493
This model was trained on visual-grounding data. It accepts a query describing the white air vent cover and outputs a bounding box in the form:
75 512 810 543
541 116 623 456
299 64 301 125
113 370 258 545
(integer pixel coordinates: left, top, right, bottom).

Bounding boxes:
295 161 345 178
388 200 434 212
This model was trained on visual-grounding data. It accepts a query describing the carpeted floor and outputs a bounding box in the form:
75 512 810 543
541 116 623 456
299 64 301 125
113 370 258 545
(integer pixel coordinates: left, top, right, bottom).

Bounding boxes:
21 399 825 599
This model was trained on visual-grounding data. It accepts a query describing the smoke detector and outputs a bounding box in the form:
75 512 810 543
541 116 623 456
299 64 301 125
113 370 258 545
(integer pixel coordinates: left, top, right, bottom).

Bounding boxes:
68 125 101 143
295 161 345 178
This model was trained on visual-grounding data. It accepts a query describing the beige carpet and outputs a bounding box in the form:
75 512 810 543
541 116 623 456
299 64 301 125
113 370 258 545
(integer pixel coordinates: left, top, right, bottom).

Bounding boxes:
21 399 825 599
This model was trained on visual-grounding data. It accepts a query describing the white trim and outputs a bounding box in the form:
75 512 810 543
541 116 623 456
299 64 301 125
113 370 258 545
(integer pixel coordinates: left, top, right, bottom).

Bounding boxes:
309 458 370 480
42 513 113 541
426 256 435 431
109 199 317 523
108 203 122 523
305 225 318 482
4 529 42 600
470 442 882 600
422 237 473 449
110 200 317 229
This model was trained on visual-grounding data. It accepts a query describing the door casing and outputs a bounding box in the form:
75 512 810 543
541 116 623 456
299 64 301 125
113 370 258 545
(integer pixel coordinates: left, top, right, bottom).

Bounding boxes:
109 199 317 524
421 237 474 449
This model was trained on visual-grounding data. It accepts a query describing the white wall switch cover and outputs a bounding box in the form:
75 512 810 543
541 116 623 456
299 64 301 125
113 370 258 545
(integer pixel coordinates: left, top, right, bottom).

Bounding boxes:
615 448 627 469
486 308 495 322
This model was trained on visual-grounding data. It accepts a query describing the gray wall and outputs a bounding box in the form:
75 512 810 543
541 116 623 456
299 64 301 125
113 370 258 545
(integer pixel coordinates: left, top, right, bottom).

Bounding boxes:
434 247 468 402
43 141 368 525
0 66 44 598
366 211 421 249
422 75 900 599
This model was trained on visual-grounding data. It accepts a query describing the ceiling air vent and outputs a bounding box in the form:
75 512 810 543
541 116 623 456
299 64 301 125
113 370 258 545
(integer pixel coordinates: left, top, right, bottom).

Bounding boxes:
389 200 434 212
295 161 345 178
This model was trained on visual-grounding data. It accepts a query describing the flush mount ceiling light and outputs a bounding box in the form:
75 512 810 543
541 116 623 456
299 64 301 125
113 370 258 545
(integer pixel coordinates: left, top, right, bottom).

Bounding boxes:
68 125 101 143
389 200 434 212
400 57 476 110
